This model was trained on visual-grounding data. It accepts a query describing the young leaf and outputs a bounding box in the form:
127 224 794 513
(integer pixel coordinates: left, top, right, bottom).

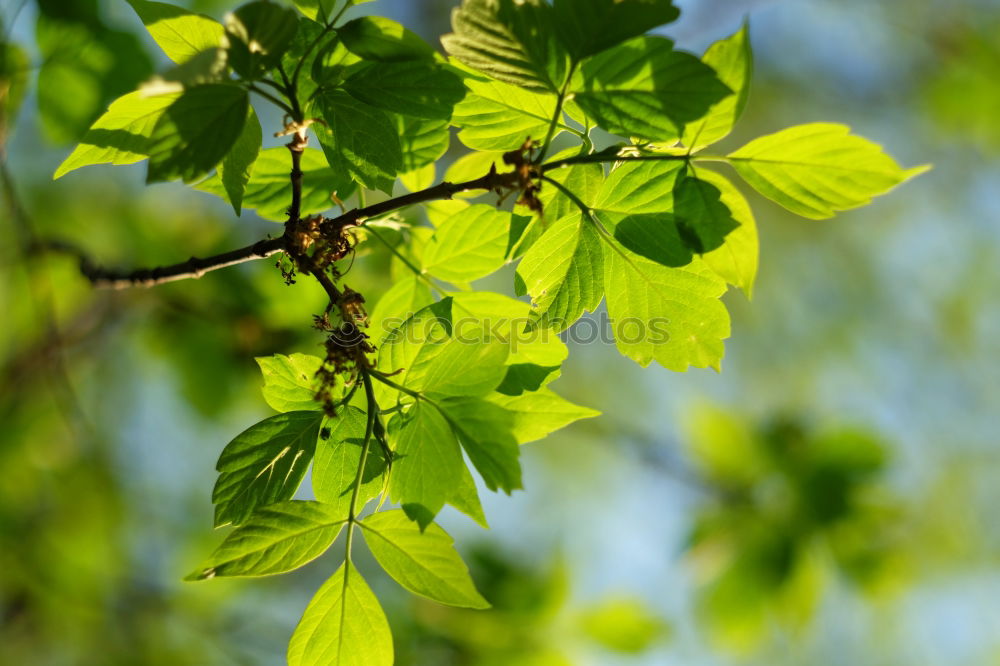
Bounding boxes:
311 89 402 193
487 387 600 444
442 0 568 93
293 0 375 23
218 104 262 215
388 402 465 528
683 22 753 151
448 464 489 528
593 159 686 214
361 510 490 608
126 0 224 64
186 501 347 580
422 204 522 282
573 37 731 140
368 277 435 345
196 147 354 221
313 407 387 517
288 562 393 666
450 291 570 367
256 353 323 413
224 0 299 80
54 91 180 179
146 83 249 184
516 213 604 332
451 72 566 151
343 60 465 120
213 411 323 527
602 243 731 371
727 123 930 219
436 396 521 493
338 16 436 62
694 169 758 296
395 114 451 171
538 158 604 221
672 172 740 254
553 0 680 61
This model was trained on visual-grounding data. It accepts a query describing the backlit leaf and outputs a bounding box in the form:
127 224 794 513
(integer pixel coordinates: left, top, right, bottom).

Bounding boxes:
146 83 249 183
573 37 731 140
727 123 930 219
361 510 490 608
54 91 180 178
213 411 322 527
126 0 224 64
442 0 568 93
186 501 346 580
288 562 393 666
683 22 753 151
256 353 323 413
312 89 402 193
389 402 464 528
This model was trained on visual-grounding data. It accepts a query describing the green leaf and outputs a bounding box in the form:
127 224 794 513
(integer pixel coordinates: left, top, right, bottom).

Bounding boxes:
146 83 249 184
36 17 154 145
451 71 565 151
389 402 464 528
339 16 436 62
436 396 521 493
448 464 489 528
516 213 604 331
683 22 753 151
213 411 323 527
602 243 731 371
672 172 740 254
423 204 524 282
218 103 262 215
313 407 387 516
538 158 604 221
224 0 299 80
361 510 490 608
378 300 510 398
553 0 680 61
605 212 692 268
140 47 229 95
395 114 450 171
495 363 561 396
369 277 435 345
343 60 465 120
727 123 930 219
293 0 374 23
312 89 402 193
450 291 569 367
694 169 758 296
186 501 346 580
573 37 731 140
54 91 180 179
442 0 568 93
256 353 323 413
400 163 436 192
487 387 599 444
195 147 354 221
288 562 393 666
126 0 224 64
594 158 685 214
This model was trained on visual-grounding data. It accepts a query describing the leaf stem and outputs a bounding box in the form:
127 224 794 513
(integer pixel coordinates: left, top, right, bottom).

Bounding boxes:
537 61 578 164
247 84 296 117
542 152 691 172
344 368 378 557
364 226 446 294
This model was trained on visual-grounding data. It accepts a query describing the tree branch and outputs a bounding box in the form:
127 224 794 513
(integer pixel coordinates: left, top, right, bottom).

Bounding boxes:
41 164 521 291
32 237 288 290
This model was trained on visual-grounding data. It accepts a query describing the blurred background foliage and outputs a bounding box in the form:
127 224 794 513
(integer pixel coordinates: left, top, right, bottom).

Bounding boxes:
1 0 998 664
